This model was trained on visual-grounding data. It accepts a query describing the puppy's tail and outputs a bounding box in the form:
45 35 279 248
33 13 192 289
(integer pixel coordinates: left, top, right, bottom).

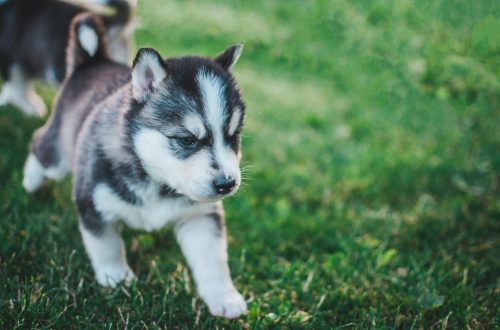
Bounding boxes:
96 0 136 65
99 0 136 29
65 13 109 79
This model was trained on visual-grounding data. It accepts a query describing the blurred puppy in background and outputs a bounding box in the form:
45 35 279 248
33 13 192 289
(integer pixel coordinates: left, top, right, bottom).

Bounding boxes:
0 0 136 116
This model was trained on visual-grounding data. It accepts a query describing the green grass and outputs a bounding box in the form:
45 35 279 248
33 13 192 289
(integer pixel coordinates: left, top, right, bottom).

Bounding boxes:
1 0 499 328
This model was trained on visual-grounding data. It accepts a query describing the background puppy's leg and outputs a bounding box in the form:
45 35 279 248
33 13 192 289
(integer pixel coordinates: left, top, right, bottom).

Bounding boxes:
79 222 135 287
175 209 247 319
0 65 47 116
26 87 47 117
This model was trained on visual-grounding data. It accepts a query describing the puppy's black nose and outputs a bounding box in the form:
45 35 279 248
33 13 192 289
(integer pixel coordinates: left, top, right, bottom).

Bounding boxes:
213 176 236 195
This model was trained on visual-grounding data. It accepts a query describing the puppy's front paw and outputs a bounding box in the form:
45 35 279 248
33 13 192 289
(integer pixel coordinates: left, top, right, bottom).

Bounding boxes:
202 287 247 319
94 263 136 288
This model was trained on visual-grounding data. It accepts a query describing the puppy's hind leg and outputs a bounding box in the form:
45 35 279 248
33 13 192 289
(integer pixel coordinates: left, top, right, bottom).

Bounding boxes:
23 125 69 193
23 153 47 193
23 150 69 193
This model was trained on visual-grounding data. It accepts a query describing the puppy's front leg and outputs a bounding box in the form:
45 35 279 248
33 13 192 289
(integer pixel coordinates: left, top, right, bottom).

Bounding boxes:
175 210 247 319
79 222 135 287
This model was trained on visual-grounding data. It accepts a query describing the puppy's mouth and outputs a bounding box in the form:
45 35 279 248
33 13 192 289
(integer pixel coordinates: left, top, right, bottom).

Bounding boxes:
185 187 240 203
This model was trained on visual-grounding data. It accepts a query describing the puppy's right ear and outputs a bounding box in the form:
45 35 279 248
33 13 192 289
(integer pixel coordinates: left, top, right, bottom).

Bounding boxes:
132 48 167 102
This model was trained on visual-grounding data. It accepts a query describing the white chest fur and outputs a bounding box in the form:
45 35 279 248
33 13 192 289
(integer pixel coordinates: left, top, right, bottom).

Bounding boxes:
93 182 211 231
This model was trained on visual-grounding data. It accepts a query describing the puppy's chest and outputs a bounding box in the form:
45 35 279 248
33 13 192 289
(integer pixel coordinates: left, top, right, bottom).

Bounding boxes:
93 182 192 231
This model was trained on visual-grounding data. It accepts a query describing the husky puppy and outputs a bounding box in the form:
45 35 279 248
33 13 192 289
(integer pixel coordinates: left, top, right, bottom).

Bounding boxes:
23 13 247 318
0 0 135 116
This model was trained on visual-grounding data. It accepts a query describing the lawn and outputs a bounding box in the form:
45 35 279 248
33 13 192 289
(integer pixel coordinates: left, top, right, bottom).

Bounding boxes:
1 0 499 328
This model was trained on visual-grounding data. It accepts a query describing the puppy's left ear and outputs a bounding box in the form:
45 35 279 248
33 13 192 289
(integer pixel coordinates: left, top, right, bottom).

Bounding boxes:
214 44 243 71
132 48 167 102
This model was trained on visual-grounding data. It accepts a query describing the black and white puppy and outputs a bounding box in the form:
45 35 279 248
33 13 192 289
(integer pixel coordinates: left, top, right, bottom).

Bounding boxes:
0 0 135 116
23 13 247 318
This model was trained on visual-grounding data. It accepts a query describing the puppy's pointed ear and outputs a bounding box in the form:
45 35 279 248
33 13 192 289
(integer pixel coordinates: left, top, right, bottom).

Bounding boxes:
214 44 243 71
132 48 167 102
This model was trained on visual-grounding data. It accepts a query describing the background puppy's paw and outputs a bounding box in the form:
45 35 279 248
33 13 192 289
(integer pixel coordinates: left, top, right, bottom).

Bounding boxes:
202 288 247 319
27 92 47 117
94 264 136 288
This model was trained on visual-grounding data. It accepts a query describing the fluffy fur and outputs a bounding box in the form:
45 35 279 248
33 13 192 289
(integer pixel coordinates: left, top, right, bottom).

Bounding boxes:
0 0 135 116
23 12 247 319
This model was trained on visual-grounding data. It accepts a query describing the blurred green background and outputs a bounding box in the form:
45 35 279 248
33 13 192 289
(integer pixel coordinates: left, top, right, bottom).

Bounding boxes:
1 0 499 328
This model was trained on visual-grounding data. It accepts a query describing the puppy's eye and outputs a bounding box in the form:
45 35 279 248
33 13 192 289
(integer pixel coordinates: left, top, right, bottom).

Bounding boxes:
173 135 198 147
